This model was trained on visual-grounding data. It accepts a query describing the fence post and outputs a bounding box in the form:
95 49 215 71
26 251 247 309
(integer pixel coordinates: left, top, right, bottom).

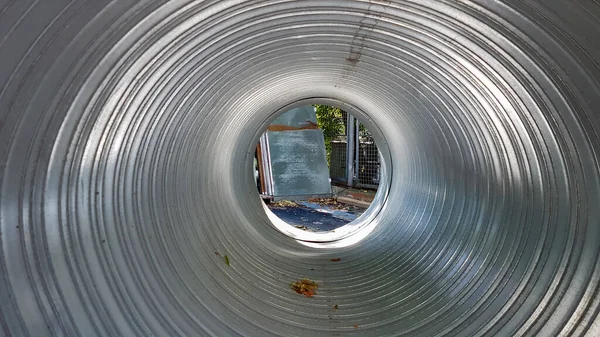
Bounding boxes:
346 114 355 187
355 120 360 185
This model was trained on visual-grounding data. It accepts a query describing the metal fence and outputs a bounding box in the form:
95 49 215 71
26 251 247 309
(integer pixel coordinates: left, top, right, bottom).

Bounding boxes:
329 114 381 190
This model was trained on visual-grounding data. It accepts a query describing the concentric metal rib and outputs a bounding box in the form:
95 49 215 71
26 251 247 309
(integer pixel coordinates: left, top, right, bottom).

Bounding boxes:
1 1 600 336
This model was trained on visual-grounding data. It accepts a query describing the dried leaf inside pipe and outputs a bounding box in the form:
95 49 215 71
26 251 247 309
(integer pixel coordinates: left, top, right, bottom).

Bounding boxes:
290 278 318 297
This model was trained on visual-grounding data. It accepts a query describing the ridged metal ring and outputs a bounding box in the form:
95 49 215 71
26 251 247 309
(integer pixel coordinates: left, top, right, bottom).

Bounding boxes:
1 1 599 336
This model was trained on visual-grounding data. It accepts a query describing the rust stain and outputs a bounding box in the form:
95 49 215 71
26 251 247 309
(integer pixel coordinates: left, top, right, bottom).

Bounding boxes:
267 124 320 132
256 143 266 194
346 54 360 65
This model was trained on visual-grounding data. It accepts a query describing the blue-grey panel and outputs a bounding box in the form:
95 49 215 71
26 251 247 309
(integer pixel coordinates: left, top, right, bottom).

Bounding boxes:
267 129 331 198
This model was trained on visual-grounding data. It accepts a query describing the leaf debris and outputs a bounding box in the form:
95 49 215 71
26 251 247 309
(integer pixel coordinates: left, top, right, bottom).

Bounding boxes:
223 255 230 266
270 200 299 208
330 258 341 262
290 278 318 297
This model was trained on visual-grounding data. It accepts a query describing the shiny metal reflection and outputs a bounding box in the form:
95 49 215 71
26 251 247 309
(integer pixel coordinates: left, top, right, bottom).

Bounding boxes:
1 1 600 336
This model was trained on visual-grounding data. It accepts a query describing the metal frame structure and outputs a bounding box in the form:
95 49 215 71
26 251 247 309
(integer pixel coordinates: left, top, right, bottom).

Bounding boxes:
330 113 381 190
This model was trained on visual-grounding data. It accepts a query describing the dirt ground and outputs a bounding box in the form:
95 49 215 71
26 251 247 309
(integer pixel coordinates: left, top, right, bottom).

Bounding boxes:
268 197 368 232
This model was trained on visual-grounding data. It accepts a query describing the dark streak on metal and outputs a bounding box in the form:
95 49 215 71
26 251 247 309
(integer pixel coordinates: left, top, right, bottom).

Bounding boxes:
340 0 387 83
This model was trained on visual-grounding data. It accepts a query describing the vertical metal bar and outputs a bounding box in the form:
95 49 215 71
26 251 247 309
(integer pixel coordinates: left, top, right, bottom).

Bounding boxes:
260 133 274 196
377 150 382 184
259 134 267 194
346 114 355 187
266 133 274 195
355 119 360 185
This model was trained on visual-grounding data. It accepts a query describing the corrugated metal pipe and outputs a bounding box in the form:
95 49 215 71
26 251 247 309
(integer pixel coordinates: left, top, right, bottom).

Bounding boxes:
1 1 600 336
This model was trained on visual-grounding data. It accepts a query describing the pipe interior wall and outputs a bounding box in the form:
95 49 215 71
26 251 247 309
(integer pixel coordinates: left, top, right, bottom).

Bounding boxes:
1 0 600 336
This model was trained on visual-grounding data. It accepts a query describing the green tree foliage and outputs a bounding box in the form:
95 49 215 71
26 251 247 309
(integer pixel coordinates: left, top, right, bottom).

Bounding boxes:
314 105 345 164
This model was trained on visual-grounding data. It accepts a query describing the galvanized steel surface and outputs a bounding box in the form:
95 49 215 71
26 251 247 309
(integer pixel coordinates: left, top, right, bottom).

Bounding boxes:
1 1 600 336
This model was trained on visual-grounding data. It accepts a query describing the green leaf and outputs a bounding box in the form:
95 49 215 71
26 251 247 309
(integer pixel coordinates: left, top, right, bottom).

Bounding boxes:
313 105 346 165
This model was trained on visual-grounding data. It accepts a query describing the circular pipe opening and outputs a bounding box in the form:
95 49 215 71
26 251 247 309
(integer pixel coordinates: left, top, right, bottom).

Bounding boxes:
248 99 391 244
